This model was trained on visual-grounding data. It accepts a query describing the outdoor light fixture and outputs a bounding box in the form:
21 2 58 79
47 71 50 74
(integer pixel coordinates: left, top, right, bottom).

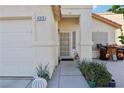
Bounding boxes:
58 29 60 34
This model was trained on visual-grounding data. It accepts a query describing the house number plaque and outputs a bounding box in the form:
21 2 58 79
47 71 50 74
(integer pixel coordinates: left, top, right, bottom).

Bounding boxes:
36 16 46 21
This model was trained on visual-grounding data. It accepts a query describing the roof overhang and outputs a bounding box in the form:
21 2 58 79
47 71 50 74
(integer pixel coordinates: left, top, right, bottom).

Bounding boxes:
52 5 61 21
92 13 122 29
52 6 122 29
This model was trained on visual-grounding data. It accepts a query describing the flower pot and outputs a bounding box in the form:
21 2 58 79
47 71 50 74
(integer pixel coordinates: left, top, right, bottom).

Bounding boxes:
96 83 109 87
88 81 96 88
102 84 109 87
96 83 103 87
109 79 116 87
32 78 47 88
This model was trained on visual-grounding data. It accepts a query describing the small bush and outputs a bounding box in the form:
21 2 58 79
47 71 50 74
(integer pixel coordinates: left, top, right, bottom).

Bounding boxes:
79 59 112 86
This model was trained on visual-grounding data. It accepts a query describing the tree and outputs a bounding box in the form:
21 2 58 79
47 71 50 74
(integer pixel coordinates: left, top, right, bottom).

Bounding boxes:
108 5 124 45
108 5 124 19
118 34 124 44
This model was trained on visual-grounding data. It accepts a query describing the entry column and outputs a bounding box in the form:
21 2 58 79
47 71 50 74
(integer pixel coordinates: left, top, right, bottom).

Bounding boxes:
79 8 93 60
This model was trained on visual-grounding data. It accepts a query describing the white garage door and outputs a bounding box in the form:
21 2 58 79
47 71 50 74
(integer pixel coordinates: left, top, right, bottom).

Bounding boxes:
0 19 34 76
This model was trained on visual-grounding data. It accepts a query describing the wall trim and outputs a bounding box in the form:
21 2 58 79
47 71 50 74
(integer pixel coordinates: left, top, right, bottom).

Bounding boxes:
80 44 93 46
0 16 32 20
33 44 58 47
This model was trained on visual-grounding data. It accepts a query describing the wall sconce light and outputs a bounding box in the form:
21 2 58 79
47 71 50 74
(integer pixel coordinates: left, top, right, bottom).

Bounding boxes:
58 29 60 34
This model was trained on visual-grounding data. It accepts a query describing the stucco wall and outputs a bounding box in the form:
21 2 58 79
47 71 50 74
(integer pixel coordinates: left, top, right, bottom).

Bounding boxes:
59 14 118 59
59 18 79 31
61 5 92 16
32 6 58 77
92 18 116 58
0 5 58 77
60 5 93 60
99 13 123 45
92 18 116 44
0 5 119 77
79 9 93 60
0 5 52 17
59 18 80 57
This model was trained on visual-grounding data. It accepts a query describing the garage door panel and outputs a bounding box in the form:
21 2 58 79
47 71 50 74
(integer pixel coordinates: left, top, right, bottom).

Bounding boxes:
0 20 32 33
0 62 34 76
0 48 33 62
0 33 32 47
0 19 33 76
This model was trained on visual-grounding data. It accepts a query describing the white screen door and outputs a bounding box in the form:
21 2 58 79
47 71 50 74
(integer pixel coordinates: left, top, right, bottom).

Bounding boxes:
60 32 70 57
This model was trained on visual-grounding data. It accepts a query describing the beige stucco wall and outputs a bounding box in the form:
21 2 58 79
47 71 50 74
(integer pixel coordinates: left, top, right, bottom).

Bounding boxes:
79 8 93 60
92 18 117 58
61 5 92 17
59 18 80 57
0 5 58 77
60 6 94 60
99 13 123 45
92 18 116 44
59 18 79 31
60 5 93 60
0 5 120 77
59 16 115 59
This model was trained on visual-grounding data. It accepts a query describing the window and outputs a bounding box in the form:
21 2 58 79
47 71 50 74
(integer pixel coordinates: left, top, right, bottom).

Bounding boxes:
92 32 108 51
72 31 76 49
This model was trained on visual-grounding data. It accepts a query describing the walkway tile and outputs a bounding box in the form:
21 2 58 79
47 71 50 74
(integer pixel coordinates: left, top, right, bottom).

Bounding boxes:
106 61 124 87
59 76 89 88
60 61 82 76
47 66 60 88
48 61 89 88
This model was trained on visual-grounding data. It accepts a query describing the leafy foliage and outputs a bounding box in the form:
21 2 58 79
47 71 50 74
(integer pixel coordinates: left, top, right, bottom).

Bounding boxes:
118 35 124 44
108 5 124 19
36 64 49 81
79 60 95 82
79 60 112 86
108 5 124 44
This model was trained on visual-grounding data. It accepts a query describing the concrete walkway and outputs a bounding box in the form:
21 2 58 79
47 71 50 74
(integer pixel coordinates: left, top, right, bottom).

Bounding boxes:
48 61 89 88
0 77 33 88
106 61 124 88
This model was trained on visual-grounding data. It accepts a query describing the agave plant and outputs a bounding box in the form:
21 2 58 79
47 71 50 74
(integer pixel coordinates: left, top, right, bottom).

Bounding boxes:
36 63 49 81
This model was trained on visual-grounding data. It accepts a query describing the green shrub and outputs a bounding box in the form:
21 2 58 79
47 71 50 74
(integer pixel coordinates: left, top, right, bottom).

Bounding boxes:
36 64 49 81
118 35 124 44
79 60 95 82
79 60 112 86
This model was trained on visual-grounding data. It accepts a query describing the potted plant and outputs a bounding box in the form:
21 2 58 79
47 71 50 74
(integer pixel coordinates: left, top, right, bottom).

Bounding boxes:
73 50 80 64
87 70 96 88
32 64 49 88
92 63 112 87
36 64 49 81
79 60 96 88
79 60 114 88
109 79 116 87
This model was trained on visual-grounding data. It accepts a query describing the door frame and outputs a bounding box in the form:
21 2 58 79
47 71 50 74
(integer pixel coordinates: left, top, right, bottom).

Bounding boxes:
59 31 71 59
59 30 78 59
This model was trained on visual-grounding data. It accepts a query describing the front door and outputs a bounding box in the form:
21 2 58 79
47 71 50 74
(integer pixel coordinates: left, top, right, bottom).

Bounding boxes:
60 32 70 58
